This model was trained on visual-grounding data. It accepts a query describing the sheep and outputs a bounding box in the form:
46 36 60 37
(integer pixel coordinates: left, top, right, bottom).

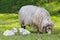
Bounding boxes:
19 28 30 35
19 5 54 34
3 28 17 36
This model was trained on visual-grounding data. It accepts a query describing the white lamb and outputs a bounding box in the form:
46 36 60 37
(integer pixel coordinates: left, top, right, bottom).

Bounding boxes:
19 28 30 35
3 28 17 36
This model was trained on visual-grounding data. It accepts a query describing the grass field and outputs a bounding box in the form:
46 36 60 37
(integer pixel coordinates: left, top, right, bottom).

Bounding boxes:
0 13 60 40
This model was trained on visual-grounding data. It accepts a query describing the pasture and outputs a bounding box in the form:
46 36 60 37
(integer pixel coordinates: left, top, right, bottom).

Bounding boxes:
0 13 60 40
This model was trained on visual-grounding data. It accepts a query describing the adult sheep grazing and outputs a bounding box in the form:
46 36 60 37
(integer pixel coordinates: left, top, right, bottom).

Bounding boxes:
19 5 54 34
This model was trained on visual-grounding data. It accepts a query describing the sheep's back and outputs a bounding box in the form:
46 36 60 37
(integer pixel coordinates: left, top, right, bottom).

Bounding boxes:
19 5 38 25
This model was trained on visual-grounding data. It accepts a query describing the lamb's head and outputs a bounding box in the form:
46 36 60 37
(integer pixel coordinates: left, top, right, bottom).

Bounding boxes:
12 28 17 33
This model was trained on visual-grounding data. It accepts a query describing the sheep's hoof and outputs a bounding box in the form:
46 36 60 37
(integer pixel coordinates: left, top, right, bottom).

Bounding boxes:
37 32 40 34
37 32 43 34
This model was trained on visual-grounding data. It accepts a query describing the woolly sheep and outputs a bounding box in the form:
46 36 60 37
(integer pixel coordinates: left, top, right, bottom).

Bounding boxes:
19 5 54 34
3 28 17 36
19 28 30 35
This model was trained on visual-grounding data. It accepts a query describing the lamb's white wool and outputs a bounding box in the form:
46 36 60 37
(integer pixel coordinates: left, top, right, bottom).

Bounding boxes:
19 28 30 35
3 28 17 36
3 30 15 36
12 28 17 33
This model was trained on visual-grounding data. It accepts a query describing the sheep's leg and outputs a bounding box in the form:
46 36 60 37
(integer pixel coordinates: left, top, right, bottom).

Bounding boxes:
20 21 26 29
37 28 43 34
21 25 26 29
37 29 40 34
37 30 43 34
20 24 26 29
36 27 40 34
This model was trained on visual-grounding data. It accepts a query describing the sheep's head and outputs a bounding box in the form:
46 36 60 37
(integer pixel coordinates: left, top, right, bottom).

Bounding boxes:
43 24 54 34
42 19 54 34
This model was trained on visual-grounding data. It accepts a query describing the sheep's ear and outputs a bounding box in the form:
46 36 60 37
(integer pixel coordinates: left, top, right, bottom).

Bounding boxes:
52 23 54 27
50 23 54 27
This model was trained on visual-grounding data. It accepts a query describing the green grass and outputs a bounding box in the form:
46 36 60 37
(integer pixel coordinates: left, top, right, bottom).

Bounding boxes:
0 13 60 40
